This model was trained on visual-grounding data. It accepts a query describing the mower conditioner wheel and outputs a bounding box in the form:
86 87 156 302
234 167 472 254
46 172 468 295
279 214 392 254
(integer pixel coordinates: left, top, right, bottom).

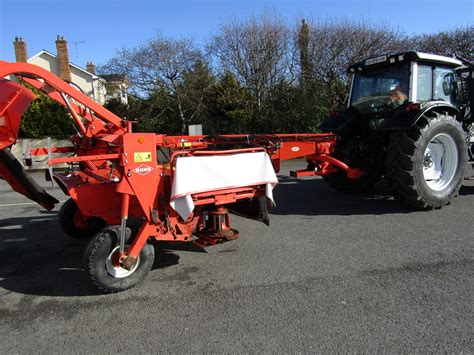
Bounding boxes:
59 198 105 238
385 112 467 209
85 226 155 293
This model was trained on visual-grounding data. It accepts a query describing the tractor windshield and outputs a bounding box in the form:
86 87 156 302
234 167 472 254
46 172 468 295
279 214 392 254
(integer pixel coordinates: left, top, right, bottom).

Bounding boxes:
350 63 410 114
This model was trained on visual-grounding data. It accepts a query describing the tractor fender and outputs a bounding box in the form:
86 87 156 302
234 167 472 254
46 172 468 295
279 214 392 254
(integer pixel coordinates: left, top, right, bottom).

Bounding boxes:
371 101 460 131
411 101 460 126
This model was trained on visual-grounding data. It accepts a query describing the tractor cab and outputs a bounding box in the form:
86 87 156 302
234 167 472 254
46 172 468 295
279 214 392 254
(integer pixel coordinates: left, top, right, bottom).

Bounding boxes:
348 52 462 114
321 52 466 133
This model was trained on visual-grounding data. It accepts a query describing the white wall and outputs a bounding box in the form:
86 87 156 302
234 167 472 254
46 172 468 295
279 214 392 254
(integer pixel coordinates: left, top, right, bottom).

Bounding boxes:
11 138 72 169
29 53 107 105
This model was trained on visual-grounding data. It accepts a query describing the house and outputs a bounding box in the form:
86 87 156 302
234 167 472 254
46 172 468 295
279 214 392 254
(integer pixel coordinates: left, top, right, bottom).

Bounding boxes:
99 74 129 105
12 36 128 105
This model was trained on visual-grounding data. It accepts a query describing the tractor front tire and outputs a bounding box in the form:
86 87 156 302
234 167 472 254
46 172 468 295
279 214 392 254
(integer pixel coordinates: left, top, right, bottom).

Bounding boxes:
59 198 105 238
84 226 155 293
385 112 467 209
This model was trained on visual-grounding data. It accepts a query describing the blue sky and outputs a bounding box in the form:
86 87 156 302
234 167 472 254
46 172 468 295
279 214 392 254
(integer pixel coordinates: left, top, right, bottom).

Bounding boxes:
1 0 472 68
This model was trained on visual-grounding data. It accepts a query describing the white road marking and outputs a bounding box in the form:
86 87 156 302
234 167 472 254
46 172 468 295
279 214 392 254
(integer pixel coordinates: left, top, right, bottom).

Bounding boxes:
2 238 28 243
0 200 67 208
0 225 22 230
0 202 39 207
30 218 55 222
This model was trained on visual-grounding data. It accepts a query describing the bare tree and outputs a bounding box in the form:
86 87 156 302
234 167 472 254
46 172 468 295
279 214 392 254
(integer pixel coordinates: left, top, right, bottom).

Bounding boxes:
209 14 295 115
99 33 204 131
409 26 474 60
307 18 406 107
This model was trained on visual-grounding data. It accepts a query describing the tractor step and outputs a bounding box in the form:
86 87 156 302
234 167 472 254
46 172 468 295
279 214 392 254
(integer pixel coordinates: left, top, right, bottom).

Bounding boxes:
290 169 318 177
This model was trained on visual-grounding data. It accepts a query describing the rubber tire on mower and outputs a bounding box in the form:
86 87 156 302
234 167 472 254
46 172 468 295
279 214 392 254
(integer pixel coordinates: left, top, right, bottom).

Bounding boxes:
84 226 155 293
385 112 467 209
59 198 105 238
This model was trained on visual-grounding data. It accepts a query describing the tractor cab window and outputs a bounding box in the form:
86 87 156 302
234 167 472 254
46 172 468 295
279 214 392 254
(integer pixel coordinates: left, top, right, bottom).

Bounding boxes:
416 65 432 102
434 67 456 105
350 63 410 114
415 65 457 106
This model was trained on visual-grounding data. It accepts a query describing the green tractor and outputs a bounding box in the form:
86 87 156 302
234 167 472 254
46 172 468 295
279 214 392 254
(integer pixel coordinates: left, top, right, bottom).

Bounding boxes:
318 52 473 208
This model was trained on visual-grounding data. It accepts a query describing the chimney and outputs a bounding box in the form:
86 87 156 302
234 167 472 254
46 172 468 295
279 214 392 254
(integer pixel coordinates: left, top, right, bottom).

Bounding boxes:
86 61 96 74
13 37 28 62
55 35 71 82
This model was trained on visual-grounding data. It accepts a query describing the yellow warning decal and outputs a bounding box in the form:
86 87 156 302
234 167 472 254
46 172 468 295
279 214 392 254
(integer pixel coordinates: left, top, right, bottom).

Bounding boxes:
134 152 152 162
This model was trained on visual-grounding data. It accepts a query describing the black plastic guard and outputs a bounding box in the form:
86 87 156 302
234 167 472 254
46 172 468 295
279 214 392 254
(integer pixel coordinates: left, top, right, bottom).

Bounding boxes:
228 195 270 226
0 149 59 210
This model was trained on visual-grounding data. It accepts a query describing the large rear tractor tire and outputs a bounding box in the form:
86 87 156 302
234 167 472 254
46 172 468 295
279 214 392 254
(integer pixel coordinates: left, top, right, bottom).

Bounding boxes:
84 226 155 293
385 112 467 209
59 198 106 238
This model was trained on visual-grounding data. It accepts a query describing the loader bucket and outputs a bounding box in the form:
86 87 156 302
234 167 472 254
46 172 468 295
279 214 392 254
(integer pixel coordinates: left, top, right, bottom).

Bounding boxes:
0 149 59 210
0 78 58 210
0 79 36 149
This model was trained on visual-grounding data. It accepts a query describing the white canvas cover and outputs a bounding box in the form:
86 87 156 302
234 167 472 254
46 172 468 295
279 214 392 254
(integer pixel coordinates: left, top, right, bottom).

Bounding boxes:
170 151 278 220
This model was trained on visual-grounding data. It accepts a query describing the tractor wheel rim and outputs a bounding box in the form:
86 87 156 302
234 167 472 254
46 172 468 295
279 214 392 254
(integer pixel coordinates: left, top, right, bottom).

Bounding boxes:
106 246 141 278
422 133 458 191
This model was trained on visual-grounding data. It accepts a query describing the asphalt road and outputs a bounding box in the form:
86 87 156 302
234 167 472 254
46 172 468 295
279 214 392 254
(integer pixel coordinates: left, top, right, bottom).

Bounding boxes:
0 160 473 353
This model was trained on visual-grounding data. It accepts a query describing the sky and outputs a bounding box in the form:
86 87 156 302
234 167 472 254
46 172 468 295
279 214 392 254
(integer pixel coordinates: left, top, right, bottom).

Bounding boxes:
0 0 473 69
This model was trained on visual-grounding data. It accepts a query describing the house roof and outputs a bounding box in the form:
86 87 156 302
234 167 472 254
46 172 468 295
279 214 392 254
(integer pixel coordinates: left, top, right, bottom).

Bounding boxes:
28 50 106 82
99 74 128 82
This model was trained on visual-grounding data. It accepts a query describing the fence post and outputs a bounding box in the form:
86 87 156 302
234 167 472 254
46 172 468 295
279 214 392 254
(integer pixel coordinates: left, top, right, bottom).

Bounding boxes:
22 139 32 168
47 137 54 187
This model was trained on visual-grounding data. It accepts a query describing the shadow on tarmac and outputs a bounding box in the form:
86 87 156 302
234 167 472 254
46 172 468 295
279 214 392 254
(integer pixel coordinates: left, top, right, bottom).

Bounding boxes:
0 176 472 297
459 183 474 196
271 176 410 216
0 215 184 297
271 175 474 216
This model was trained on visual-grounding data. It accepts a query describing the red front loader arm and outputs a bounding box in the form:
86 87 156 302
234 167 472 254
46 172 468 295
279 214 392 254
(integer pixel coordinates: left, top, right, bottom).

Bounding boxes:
0 60 129 210
0 78 59 209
